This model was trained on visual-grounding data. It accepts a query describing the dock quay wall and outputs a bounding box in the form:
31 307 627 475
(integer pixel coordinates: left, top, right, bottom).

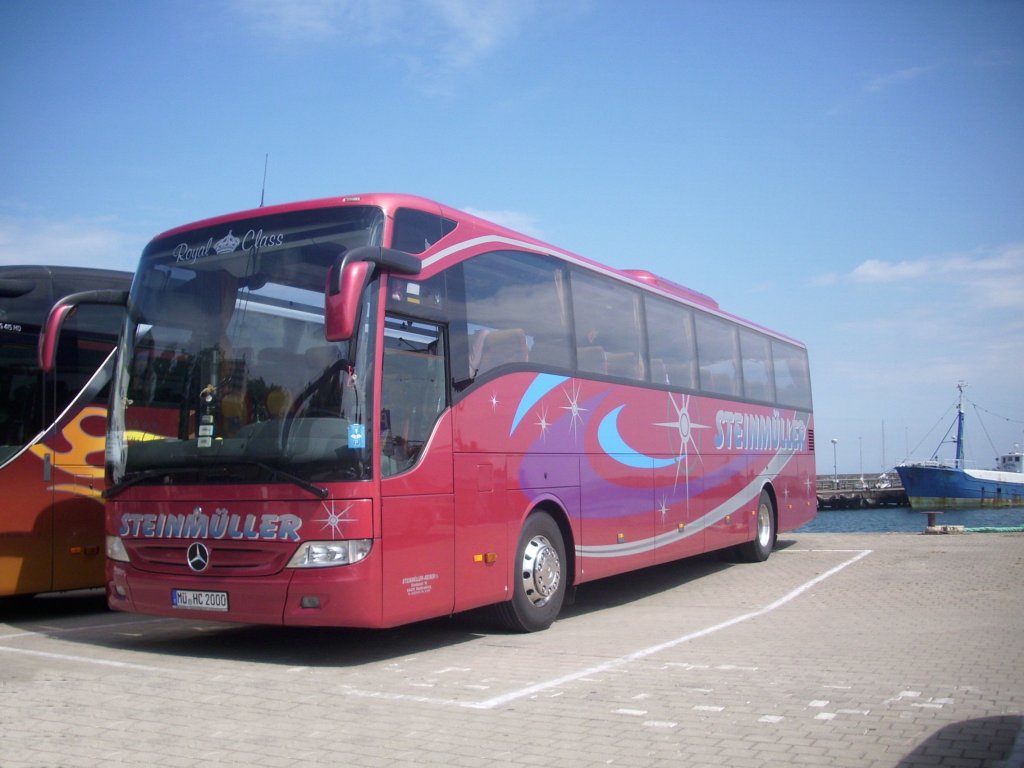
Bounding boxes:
815 472 908 510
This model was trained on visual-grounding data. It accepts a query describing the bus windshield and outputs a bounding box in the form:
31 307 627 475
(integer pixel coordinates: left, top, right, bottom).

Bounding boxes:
1 268 127 465
0 303 44 465
107 206 384 492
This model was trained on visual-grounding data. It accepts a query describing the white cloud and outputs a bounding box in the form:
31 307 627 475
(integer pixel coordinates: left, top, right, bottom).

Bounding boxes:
849 258 929 282
426 0 537 69
810 272 839 287
845 243 1024 310
233 0 540 72
808 240 1024 472
828 63 939 116
231 0 397 42
863 64 938 94
0 215 139 272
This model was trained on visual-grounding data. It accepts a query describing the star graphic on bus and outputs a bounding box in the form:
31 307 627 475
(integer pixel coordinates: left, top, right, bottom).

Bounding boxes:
655 393 709 490
535 405 551 441
489 392 499 411
658 496 671 524
316 501 353 540
561 380 587 440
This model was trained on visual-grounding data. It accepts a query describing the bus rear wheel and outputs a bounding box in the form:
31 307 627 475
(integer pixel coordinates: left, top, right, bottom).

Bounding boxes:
494 511 567 632
735 489 776 563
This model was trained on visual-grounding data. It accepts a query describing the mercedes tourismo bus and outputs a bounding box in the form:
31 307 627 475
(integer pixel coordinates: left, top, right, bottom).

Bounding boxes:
1 265 131 597
39 194 815 631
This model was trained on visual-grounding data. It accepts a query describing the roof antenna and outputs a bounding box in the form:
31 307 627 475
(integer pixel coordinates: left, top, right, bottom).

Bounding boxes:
259 154 269 207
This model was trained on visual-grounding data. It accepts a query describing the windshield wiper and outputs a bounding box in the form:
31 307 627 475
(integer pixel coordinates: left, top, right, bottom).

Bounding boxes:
241 460 329 499
104 462 329 500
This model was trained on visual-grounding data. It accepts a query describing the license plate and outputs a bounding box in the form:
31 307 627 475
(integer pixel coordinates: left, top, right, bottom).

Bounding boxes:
171 589 229 612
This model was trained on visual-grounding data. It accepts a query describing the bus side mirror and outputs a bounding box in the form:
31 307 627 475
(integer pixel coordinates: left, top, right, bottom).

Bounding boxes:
324 246 421 342
38 289 129 372
325 260 371 342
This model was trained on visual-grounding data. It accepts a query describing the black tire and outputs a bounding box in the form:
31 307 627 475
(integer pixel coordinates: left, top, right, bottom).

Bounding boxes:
493 511 567 632
735 489 776 563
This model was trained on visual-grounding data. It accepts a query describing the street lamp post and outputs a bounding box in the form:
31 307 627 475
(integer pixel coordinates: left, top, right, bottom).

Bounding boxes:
831 438 839 489
859 436 864 487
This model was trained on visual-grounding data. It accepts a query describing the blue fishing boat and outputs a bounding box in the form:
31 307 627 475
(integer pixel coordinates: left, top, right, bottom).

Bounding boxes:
896 383 1024 509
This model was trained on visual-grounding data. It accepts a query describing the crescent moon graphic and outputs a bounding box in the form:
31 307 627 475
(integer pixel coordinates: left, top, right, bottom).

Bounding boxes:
598 405 680 469
510 374 569 434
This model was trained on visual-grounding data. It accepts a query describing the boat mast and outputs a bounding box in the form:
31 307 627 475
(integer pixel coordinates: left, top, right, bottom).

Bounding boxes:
955 381 966 469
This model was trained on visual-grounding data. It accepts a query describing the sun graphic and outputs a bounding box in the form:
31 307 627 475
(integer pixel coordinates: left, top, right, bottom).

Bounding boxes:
315 501 353 540
655 393 709 490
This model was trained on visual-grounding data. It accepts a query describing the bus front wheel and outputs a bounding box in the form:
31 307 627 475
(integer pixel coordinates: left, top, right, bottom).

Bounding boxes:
494 511 567 632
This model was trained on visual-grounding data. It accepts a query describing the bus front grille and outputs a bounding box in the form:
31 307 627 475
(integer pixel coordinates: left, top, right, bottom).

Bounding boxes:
126 540 292 577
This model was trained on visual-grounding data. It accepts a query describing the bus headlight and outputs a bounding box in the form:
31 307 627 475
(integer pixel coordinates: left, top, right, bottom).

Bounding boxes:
286 539 372 568
106 536 130 563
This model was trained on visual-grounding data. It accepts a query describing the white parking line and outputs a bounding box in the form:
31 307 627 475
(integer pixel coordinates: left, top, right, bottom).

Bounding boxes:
464 549 872 710
1 549 871 696
0 644 167 672
0 616 168 642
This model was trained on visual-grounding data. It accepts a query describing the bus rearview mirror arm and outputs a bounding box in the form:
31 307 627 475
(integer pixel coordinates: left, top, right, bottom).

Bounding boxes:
38 289 129 373
325 246 421 342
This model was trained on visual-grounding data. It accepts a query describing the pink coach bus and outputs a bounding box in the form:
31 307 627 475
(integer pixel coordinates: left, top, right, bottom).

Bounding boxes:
40 194 814 631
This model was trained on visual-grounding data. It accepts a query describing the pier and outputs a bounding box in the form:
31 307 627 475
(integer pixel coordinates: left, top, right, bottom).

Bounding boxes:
816 472 908 510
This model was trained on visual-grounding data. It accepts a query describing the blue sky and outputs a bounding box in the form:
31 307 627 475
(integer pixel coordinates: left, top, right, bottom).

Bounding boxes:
2 0 1022 475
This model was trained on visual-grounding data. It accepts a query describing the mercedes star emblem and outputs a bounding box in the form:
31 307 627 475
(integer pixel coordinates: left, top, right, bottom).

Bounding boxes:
186 542 210 572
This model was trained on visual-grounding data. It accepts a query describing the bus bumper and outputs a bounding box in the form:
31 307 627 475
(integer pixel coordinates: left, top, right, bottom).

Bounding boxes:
107 554 384 627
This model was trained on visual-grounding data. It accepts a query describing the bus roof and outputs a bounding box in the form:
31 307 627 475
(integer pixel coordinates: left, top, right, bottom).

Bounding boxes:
0 264 131 281
147 192 805 349
0 265 132 300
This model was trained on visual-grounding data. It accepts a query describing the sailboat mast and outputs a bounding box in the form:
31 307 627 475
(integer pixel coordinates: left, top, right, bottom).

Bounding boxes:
955 381 966 468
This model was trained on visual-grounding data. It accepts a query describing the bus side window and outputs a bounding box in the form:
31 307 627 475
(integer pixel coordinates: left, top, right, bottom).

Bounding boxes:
772 340 812 410
457 251 572 386
695 313 741 398
392 208 457 255
739 329 775 404
645 296 697 390
571 269 644 381
470 328 528 378
55 303 123 411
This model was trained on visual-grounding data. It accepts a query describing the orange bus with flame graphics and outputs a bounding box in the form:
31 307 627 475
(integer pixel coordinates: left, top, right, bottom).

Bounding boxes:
0 266 131 597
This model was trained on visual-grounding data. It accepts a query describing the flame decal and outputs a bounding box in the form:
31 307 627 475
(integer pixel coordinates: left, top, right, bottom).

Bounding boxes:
29 406 107 498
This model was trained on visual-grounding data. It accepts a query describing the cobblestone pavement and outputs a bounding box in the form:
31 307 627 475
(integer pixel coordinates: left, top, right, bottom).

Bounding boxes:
2 532 1022 767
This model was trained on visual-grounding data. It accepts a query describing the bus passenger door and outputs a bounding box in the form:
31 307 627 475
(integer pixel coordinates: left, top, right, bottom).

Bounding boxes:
379 317 456 626
47 401 107 592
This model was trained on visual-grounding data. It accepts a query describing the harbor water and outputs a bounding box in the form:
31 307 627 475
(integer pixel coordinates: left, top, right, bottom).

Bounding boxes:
796 505 1024 533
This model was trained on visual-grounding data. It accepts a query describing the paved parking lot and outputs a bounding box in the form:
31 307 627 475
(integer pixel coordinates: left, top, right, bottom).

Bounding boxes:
2 532 1022 767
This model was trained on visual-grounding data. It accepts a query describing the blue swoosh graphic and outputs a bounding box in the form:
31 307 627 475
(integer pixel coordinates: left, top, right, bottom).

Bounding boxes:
598 405 679 469
510 374 569 435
